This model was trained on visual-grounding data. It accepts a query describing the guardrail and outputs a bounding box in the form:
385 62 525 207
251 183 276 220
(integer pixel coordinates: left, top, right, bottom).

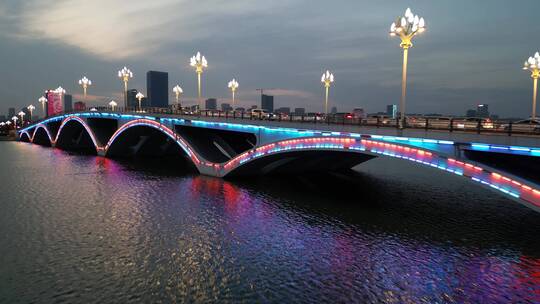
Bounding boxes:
12 106 540 137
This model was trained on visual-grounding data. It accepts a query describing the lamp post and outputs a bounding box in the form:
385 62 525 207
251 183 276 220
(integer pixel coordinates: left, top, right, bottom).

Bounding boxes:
6 120 12 130
190 52 208 110
321 70 334 114
118 67 133 109
27 105 35 122
38 96 47 117
136 92 144 111
18 111 26 126
173 85 183 109
109 100 117 111
523 52 540 120
78 76 92 100
389 8 426 128
12 116 18 128
228 79 239 109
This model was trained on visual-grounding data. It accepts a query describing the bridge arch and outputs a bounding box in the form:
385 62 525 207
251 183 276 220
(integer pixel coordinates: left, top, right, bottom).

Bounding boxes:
55 116 99 154
32 125 53 146
222 136 540 213
104 119 201 171
19 131 31 143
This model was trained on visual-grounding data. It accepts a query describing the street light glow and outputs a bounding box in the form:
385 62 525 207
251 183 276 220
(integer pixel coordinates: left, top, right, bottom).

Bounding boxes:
136 92 144 111
118 67 133 108
27 104 35 121
523 52 540 119
321 70 334 114
190 52 208 110
173 85 183 108
389 7 426 128
109 100 117 111
78 76 92 99
228 79 239 108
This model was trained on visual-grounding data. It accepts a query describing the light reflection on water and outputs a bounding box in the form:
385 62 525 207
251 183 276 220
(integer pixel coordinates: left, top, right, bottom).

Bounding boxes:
1 142 540 303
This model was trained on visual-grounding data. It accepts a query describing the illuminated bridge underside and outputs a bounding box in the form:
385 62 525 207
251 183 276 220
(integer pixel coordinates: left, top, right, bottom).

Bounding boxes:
17 113 540 213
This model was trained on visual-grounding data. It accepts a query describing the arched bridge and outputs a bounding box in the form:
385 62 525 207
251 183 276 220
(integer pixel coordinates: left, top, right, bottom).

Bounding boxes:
17 111 540 213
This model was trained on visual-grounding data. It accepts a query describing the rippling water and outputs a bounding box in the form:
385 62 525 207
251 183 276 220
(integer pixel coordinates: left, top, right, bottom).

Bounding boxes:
1 142 540 303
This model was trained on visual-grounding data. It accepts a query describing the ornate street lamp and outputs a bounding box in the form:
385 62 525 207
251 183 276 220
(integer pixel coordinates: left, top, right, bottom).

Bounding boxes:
55 86 66 112
118 67 133 108
38 96 48 117
228 79 239 109
190 52 208 110
321 70 334 114
173 85 183 108
12 116 18 128
109 100 117 111
78 76 92 100
136 92 144 111
523 52 540 119
18 111 26 125
27 105 35 121
6 120 12 129
389 8 426 128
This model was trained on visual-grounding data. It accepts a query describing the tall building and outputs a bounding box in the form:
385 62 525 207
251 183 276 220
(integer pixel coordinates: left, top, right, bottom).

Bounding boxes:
8 107 15 118
331 106 337 114
64 94 73 112
477 104 489 118
386 104 397 118
294 108 305 115
205 98 217 110
353 108 366 118
221 103 232 112
146 71 169 107
261 94 274 112
466 109 477 117
126 89 138 108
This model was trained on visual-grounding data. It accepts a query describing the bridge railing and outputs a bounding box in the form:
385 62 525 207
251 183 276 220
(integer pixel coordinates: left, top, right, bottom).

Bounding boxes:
14 106 540 137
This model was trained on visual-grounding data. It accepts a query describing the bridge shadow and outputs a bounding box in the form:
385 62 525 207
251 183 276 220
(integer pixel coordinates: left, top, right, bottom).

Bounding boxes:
227 163 540 257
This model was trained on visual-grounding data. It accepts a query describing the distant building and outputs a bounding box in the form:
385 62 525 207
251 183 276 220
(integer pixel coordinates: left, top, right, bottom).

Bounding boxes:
64 94 73 112
330 106 337 114
205 98 217 110
74 101 86 111
353 108 366 118
294 108 305 115
146 71 169 107
386 104 397 118
477 104 489 118
261 94 274 112
0 115 6 121
276 107 291 114
466 109 477 117
221 103 233 112
126 89 138 108
8 107 15 118
235 107 245 112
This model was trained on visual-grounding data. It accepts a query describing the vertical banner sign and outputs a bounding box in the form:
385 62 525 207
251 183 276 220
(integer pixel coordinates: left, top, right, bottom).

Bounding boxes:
47 91 63 115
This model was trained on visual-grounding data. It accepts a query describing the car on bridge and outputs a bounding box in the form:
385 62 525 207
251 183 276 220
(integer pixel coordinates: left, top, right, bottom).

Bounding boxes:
250 109 271 119
453 117 494 130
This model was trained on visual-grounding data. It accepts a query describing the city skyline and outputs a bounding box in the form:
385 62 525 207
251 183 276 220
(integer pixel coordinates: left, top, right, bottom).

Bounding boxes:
1 0 539 117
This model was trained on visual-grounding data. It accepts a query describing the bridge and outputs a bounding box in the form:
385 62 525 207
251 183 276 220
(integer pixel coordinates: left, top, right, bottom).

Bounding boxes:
16 111 540 213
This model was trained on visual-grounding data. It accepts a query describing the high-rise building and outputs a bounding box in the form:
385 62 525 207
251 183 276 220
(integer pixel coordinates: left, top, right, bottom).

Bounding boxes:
146 71 169 108
0 115 6 122
261 94 274 112
477 104 489 118
8 107 15 118
205 98 217 110
126 89 138 109
64 94 73 112
294 108 305 115
386 104 397 118
221 103 232 112
466 109 477 117
331 106 337 114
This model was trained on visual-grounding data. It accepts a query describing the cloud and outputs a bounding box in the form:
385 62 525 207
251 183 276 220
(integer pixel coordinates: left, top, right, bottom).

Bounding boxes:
13 0 299 60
